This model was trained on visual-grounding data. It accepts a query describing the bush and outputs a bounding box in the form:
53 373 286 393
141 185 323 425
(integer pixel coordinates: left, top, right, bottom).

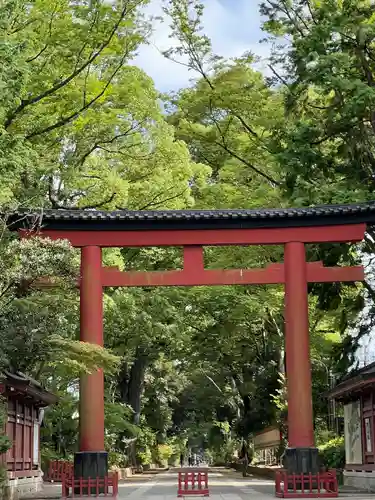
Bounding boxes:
108 451 127 469
0 466 9 500
137 448 152 466
153 444 173 467
318 437 345 469
168 454 180 466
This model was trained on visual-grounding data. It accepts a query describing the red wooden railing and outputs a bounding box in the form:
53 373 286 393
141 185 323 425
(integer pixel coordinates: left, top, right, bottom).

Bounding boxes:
45 460 73 482
275 469 338 498
62 471 119 498
178 470 209 497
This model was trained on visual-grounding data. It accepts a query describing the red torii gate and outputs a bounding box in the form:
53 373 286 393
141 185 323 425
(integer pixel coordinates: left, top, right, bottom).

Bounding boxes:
9 202 375 481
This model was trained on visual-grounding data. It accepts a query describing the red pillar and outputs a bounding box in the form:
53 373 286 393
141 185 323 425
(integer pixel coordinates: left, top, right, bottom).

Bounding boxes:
284 241 314 448
79 246 105 452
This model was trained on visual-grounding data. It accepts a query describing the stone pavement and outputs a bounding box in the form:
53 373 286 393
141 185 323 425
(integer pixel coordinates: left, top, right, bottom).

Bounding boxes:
23 469 276 500
24 468 375 499
115 469 375 500
117 469 276 500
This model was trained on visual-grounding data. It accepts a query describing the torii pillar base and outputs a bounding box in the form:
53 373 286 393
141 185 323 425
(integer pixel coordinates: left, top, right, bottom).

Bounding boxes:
74 452 108 493
283 448 319 475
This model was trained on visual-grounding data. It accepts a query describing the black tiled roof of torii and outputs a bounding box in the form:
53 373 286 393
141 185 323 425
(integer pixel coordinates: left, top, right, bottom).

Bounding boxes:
6 201 375 230
7 201 375 220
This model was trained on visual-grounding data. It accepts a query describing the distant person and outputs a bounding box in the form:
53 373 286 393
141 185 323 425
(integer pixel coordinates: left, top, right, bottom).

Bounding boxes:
243 450 249 477
188 455 192 467
180 453 184 467
240 441 249 477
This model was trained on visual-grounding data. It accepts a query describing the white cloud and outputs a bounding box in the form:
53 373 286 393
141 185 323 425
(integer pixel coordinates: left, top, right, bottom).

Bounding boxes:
132 0 271 91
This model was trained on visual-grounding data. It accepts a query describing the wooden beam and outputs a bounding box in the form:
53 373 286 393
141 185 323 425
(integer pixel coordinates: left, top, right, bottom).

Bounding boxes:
101 262 364 287
21 223 366 247
30 261 364 289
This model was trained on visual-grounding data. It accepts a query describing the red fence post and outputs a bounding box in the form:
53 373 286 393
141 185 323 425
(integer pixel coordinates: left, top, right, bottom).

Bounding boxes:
275 471 280 497
61 474 66 498
177 470 209 497
275 470 338 498
178 472 182 496
113 471 119 497
72 476 76 498
48 460 74 483
48 461 53 482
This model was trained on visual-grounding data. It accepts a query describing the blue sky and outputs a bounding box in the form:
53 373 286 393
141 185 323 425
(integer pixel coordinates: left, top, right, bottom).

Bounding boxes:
132 0 268 92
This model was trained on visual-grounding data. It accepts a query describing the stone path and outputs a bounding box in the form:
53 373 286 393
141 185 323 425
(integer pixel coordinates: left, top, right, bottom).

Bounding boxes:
24 467 375 499
117 469 276 500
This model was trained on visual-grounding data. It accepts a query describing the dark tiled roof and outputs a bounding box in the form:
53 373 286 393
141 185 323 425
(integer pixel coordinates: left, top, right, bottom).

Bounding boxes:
8 202 375 221
7 201 375 231
3 371 58 406
325 362 375 401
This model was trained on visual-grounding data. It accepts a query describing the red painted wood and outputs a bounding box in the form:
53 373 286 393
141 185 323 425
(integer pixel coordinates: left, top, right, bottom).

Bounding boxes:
177 471 209 497
10 470 41 478
310 264 364 282
46 460 73 482
22 404 25 474
25 262 365 289
14 401 19 471
284 242 315 448
4 398 37 476
30 406 34 471
62 473 118 498
23 223 366 247
79 247 105 452
361 395 366 465
183 246 204 269
275 469 338 498
102 264 284 287
101 263 364 287
361 391 375 464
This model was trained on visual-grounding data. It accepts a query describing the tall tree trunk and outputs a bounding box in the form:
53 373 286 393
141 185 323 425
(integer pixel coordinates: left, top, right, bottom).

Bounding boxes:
118 349 149 423
128 351 148 425
118 348 149 467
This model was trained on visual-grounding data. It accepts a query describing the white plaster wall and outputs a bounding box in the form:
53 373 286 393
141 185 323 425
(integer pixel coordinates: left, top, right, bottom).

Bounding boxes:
344 400 363 464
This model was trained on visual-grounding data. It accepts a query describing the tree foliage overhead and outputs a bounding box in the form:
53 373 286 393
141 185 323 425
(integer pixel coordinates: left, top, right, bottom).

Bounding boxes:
260 0 375 206
257 0 375 370
1 0 207 210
